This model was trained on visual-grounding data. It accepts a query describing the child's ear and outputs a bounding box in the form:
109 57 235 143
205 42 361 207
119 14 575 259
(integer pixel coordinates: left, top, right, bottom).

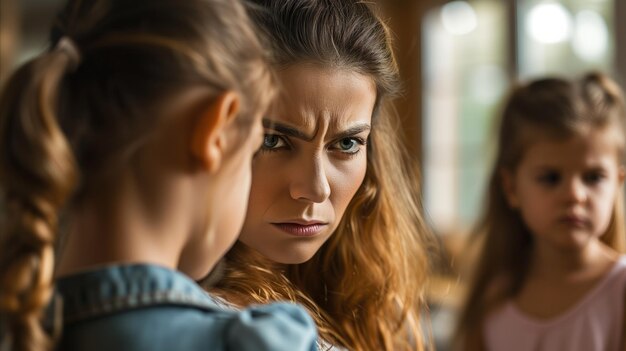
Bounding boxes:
618 165 626 184
190 91 240 172
500 168 519 208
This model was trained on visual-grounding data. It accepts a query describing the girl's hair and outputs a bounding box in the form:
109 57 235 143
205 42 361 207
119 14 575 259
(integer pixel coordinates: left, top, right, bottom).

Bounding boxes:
0 0 18 85
454 72 626 348
211 0 433 350
0 1 273 350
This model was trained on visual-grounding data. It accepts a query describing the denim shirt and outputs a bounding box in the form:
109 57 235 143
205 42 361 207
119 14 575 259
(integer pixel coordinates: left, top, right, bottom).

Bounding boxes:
56 264 318 351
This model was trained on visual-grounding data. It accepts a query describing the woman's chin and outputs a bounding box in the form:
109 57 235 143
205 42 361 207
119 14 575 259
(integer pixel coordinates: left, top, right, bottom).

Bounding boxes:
260 248 318 265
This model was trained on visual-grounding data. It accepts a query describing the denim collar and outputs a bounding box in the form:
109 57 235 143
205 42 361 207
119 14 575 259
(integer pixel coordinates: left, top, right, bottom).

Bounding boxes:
56 264 220 324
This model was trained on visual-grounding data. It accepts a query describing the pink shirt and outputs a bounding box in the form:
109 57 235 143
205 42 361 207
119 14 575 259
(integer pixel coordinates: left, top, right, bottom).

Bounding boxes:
484 256 626 351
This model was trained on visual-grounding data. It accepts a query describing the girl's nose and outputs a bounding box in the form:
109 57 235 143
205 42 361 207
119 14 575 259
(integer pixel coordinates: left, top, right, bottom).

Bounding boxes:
564 178 588 204
289 155 331 203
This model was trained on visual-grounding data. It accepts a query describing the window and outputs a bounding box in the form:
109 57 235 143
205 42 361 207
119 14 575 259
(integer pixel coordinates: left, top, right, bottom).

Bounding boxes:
423 0 508 234
518 0 614 78
422 0 619 236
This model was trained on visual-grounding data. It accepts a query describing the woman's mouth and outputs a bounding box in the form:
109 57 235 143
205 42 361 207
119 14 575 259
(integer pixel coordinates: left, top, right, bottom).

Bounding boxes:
272 222 328 237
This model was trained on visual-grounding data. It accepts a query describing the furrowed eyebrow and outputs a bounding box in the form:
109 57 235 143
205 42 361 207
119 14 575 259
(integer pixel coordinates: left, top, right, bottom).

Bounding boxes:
263 118 311 141
331 124 371 140
263 118 371 141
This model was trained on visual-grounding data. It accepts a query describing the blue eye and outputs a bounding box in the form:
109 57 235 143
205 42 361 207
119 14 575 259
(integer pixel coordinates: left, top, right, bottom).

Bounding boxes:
263 135 279 148
261 134 287 151
339 138 357 151
332 137 364 154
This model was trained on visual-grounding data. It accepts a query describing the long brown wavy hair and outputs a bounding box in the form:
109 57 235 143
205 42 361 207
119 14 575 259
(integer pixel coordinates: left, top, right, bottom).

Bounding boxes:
210 1 434 350
0 1 274 350
454 72 626 350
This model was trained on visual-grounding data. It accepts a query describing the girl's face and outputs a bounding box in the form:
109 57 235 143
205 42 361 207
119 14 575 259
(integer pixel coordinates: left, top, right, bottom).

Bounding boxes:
208 118 265 264
237 64 376 264
503 128 625 253
180 97 265 279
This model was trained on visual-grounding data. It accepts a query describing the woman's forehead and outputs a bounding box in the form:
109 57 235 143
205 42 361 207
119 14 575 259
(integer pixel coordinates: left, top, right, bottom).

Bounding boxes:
268 64 376 133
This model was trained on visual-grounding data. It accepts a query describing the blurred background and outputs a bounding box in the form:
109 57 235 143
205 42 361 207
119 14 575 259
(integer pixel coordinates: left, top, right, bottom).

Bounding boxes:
1 0 625 349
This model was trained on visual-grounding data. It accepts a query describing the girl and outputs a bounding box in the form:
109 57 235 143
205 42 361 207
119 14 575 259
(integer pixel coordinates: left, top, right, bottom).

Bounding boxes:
209 0 433 350
0 1 317 350
455 72 626 351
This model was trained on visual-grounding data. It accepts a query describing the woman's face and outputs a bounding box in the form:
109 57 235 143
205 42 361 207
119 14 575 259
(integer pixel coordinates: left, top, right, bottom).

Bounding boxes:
237 64 377 264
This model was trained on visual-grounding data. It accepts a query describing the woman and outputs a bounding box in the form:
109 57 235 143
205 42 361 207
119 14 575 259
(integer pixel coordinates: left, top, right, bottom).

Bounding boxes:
210 1 433 350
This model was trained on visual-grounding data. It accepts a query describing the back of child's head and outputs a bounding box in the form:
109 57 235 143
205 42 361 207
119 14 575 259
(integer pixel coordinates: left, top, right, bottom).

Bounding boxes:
0 0 273 349
454 72 626 347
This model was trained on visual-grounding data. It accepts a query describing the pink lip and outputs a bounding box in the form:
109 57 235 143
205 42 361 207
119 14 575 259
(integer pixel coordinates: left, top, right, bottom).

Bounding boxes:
560 215 587 228
272 222 327 237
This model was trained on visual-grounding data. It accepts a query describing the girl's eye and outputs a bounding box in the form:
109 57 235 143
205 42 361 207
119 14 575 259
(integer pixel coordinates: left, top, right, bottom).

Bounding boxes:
261 134 287 150
583 171 605 185
331 137 364 154
538 172 560 186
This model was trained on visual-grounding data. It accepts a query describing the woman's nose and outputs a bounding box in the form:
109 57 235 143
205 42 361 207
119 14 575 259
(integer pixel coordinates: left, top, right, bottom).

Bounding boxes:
289 155 331 203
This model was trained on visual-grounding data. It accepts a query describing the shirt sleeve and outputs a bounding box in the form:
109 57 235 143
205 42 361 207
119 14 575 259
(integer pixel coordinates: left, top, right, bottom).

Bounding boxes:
226 302 318 351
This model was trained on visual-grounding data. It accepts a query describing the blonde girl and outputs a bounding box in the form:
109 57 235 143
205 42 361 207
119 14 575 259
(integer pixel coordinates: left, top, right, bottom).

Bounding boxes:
210 0 433 350
455 72 626 351
0 0 318 350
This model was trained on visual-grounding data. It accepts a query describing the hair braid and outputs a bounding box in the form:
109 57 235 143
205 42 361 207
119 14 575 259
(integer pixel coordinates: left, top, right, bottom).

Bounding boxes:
0 49 78 351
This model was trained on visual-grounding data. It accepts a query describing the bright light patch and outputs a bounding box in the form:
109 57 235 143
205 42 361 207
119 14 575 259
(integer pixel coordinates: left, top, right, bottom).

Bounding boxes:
441 1 478 36
526 3 573 44
572 10 608 61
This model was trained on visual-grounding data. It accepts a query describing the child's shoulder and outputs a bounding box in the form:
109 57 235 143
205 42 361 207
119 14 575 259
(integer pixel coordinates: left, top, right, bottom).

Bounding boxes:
610 254 626 286
616 254 626 268
605 254 626 285
57 264 316 351
590 254 626 301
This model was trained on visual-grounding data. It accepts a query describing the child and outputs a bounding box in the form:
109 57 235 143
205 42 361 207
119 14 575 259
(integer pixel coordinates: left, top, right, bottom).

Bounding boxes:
209 0 433 350
0 0 317 350
455 72 626 351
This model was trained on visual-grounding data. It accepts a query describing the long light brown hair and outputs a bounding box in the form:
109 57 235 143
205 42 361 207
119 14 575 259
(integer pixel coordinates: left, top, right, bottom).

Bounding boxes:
210 1 433 350
0 1 273 350
454 72 626 349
